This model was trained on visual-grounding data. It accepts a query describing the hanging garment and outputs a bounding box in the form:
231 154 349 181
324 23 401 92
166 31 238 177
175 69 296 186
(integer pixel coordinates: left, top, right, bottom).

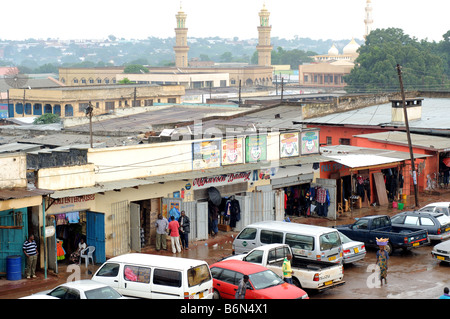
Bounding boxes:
66 211 80 224
316 187 327 204
56 240 65 261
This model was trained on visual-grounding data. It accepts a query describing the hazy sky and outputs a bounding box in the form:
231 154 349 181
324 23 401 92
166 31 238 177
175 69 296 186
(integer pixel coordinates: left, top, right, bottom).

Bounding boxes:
2 0 449 42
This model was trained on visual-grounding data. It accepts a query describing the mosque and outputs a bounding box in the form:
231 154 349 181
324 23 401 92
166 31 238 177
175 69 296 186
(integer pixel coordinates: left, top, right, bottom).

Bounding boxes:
298 0 373 89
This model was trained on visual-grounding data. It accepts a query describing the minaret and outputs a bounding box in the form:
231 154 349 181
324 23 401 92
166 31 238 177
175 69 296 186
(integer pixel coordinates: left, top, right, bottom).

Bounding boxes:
364 0 373 39
256 3 273 67
174 5 189 68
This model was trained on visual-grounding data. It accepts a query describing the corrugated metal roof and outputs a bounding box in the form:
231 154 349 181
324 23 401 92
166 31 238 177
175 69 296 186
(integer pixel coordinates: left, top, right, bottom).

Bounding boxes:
0 188 54 201
301 98 450 131
354 131 450 151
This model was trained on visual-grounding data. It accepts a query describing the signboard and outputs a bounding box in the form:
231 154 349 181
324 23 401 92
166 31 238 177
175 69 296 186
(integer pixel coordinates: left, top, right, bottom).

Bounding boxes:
280 132 300 158
222 137 244 165
245 135 267 163
47 194 95 214
0 103 8 119
192 172 251 190
301 131 319 155
192 140 221 169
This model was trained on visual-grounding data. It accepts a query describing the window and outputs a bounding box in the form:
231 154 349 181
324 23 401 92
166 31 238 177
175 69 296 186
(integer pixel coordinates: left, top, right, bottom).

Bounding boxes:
168 98 177 103
420 217 435 226
84 287 122 299
144 99 153 106
326 136 332 145
217 269 239 285
153 269 181 287
353 219 369 229
187 264 211 287
285 233 314 251
105 102 115 111
260 230 283 244
267 246 290 263
132 100 141 107
243 250 264 264
48 287 69 298
237 228 257 240
437 215 450 226
124 265 151 283
404 216 420 225
319 232 341 251
95 263 120 277
339 138 351 145
65 289 80 299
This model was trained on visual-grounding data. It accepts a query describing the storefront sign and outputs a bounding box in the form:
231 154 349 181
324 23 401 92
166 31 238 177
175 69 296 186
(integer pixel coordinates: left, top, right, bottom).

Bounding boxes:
222 137 244 165
301 131 319 155
245 135 267 163
47 194 95 214
280 132 300 158
192 171 251 190
192 140 221 169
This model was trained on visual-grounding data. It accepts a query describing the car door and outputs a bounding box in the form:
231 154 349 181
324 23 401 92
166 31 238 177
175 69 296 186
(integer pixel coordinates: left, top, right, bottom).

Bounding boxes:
234 227 258 254
122 265 152 298
92 262 121 291
216 269 240 299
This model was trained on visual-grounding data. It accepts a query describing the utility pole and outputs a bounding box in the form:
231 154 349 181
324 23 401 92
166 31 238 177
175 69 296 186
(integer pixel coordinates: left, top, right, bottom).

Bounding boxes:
280 77 284 102
238 80 242 107
86 101 94 148
396 64 419 208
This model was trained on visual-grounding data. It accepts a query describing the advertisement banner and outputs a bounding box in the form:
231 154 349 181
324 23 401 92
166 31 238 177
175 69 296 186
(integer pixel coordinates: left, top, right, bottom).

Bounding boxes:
280 132 300 158
222 137 244 165
301 130 320 155
245 135 267 163
192 140 221 169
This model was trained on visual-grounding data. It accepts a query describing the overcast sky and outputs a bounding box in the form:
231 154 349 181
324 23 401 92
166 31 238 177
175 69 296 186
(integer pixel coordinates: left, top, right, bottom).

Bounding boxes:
2 0 449 42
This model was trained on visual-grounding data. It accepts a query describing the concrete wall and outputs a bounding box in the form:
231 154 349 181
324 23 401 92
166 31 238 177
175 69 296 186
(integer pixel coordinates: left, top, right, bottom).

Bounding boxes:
0 153 27 188
37 164 95 190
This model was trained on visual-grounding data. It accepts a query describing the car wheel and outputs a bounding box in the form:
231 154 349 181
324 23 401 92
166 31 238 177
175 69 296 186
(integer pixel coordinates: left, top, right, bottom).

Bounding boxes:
292 277 302 289
213 290 221 299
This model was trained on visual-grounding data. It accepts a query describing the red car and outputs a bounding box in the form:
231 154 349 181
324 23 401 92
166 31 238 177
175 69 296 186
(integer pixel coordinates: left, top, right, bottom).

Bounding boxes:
209 259 308 299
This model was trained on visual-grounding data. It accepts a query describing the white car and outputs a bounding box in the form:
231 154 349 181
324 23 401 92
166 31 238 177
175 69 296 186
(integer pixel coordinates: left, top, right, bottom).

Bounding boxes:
419 202 450 216
338 231 366 264
431 240 450 264
22 280 127 299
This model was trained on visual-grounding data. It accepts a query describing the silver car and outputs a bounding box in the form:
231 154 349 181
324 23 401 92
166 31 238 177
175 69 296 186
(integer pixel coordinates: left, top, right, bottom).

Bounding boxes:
419 202 450 217
338 231 366 264
431 240 450 263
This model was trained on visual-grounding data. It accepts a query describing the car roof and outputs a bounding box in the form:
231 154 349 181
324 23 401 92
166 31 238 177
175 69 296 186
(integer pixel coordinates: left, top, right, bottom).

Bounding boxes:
210 259 270 274
243 221 338 236
58 280 111 290
394 210 443 218
422 202 450 207
105 253 208 269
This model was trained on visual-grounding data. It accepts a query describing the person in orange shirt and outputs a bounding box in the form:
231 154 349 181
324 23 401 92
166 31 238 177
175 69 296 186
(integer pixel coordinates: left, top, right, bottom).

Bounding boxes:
168 216 182 254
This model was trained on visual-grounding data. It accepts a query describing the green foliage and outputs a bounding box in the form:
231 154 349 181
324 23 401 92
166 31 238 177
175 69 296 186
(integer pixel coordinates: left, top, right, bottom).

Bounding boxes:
33 113 60 125
344 28 450 93
271 47 315 69
123 64 149 74
118 77 133 84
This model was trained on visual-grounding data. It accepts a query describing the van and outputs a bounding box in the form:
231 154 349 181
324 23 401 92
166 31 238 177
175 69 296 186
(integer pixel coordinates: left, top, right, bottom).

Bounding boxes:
232 221 343 263
91 253 213 299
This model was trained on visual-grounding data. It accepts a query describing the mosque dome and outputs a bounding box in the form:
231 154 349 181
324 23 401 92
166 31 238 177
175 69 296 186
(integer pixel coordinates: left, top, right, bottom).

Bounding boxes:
328 44 339 56
343 38 360 55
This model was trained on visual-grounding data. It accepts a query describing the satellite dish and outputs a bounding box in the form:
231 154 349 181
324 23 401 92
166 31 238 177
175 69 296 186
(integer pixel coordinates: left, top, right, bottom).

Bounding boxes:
4 67 29 89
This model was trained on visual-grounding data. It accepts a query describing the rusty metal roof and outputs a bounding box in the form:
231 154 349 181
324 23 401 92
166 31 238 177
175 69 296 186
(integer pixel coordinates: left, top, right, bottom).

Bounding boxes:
0 188 54 201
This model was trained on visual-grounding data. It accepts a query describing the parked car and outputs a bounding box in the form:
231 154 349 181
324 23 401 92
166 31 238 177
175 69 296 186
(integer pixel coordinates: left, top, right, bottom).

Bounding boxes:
223 243 345 291
419 202 450 216
209 259 309 299
391 211 450 241
338 231 366 264
431 240 450 263
335 215 429 255
24 280 127 299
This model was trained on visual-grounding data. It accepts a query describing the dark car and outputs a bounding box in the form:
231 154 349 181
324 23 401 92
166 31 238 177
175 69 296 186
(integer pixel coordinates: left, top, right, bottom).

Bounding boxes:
391 211 450 241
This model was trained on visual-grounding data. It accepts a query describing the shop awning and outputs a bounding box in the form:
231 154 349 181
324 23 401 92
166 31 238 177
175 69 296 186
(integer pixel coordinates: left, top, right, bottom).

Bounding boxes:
324 153 431 169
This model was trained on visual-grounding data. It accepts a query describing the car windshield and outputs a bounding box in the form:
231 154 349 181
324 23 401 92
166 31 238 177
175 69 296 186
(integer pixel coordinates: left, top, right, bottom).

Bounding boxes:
249 270 284 290
436 215 450 226
84 286 122 299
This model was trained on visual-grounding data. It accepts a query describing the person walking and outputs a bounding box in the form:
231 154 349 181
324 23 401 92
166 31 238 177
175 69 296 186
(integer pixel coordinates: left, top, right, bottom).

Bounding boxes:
282 254 294 284
178 210 190 250
155 214 169 251
168 216 182 254
439 287 450 299
376 238 389 286
23 235 38 279
235 275 250 299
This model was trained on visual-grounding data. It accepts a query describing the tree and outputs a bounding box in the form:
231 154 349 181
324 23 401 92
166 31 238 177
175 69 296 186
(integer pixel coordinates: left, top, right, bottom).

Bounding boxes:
123 64 149 74
33 113 60 125
344 28 449 93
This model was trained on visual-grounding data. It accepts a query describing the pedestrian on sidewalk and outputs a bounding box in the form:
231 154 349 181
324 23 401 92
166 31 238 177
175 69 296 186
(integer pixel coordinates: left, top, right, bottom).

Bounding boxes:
155 214 169 251
168 216 182 254
439 287 450 299
178 210 190 250
23 235 38 279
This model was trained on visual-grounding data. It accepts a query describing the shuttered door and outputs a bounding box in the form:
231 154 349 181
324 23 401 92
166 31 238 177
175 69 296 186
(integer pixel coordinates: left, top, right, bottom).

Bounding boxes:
111 200 130 257
86 211 106 263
